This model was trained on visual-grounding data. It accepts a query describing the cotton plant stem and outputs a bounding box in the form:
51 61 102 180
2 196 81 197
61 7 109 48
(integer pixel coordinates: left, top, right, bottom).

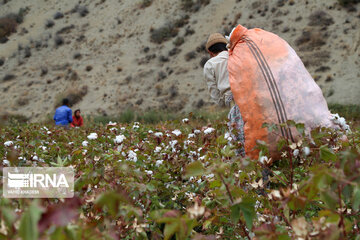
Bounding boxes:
218 173 251 240
338 185 347 238
261 164 289 186
219 173 234 204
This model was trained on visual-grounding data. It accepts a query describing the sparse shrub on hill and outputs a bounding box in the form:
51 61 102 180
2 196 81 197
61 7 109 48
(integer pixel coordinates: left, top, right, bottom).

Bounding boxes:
77 5 89 17
5 7 28 24
150 15 189 44
54 35 64 46
338 0 360 5
0 7 28 41
54 86 88 108
181 0 210 12
0 17 17 40
53 11 64 20
45 19 55 29
173 37 184 46
150 23 179 44
140 0 153 8
185 51 196 61
2 74 16 82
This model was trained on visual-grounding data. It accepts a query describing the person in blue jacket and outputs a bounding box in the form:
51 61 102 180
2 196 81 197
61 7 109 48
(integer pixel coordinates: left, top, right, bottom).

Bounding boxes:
53 98 73 127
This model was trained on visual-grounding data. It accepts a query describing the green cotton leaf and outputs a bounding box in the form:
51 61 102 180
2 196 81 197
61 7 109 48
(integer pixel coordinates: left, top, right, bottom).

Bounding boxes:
1 207 16 227
230 204 241 223
262 122 278 132
231 197 256 230
278 234 291 240
239 197 256 230
164 221 179 240
277 138 287 151
209 179 221 189
19 202 43 240
353 187 360 211
319 145 337 162
95 192 131 217
185 161 205 177
221 145 235 157
216 135 228 146
320 191 338 209
295 123 305 136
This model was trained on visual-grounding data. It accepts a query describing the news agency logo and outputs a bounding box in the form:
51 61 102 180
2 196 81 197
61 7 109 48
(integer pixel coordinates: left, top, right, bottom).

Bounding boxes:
3 167 74 198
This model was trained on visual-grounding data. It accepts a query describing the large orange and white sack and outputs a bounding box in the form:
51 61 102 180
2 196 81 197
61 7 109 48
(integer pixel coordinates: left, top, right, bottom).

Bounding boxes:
227 24 335 159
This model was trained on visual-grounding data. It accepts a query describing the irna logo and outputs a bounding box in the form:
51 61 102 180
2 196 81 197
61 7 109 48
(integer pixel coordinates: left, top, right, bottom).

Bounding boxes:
3 167 74 198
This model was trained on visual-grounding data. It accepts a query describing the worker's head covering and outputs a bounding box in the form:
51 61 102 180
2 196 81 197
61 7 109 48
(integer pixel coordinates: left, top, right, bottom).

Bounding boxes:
206 33 228 52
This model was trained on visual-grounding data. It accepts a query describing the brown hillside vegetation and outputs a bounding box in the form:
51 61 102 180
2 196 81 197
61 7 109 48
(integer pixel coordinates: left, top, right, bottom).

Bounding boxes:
0 0 359 121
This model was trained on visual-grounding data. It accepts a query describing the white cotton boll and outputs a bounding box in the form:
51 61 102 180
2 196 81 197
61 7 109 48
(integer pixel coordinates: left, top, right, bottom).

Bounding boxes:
148 130 153 134
145 170 153 175
33 155 39 161
303 147 310 156
47 131 52 134
154 146 162 153
87 133 98 140
120 127 125 131
110 127 117 131
133 125 139 129
68 142 74 145
108 121 117 125
293 149 299 157
170 140 178 149
197 179 202 184
154 132 163 137
172 129 182 136
127 150 137 162
4 141 13 147
155 160 163 167
224 132 230 139
204 127 215 134
205 173 214 179
114 135 126 144
82 141 88 147
3 159 10 166
194 129 201 134
182 118 189 123
259 156 268 164
188 133 195 139
42 126 48 131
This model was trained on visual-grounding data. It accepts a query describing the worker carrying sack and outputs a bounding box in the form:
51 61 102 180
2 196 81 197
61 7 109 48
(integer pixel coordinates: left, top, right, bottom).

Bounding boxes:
227 24 335 159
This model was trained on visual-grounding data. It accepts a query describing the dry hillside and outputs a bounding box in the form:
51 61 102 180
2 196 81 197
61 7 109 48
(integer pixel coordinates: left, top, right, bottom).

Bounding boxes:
0 0 359 121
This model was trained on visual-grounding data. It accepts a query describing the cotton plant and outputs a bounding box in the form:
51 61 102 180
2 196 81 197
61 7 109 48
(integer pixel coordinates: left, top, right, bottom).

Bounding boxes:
87 133 98 140
330 113 351 132
204 127 215 135
4 141 13 147
172 129 182 136
114 135 126 144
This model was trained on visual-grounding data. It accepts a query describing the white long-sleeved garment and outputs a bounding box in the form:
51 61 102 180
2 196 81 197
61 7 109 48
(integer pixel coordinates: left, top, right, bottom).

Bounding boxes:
203 51 232 106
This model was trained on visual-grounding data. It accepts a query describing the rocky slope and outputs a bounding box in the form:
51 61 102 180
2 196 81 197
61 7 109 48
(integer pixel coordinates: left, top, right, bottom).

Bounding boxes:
0 0 359 121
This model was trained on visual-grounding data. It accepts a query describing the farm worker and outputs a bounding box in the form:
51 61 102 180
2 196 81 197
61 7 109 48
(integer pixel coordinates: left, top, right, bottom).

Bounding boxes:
203 33 245 156
227 24 335 159
70 109 84 127
53 98 73 128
